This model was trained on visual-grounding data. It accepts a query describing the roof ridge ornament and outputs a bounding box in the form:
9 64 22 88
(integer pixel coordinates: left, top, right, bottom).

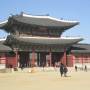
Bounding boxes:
21 12 24 16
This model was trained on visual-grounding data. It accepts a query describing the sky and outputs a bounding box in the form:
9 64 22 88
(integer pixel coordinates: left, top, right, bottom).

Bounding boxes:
0 0 90 43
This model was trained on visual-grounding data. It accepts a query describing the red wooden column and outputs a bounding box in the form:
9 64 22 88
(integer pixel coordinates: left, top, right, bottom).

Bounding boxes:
31 48 35 67
70 53 74 67
63 48 67 66
49 49 52 67
81 54 84 69
30 48 36 73
14 48 18 67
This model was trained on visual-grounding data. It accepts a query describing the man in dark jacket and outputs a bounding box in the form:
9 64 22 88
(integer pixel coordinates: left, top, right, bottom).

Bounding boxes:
60 63 64 77
63 65 68 77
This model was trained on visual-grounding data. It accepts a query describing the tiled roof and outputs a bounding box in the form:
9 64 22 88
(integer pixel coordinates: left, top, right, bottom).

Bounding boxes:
71 44 90 53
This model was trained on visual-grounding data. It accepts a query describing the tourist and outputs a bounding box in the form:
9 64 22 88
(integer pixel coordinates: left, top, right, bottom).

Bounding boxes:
84 65 87 72
63 65 68 77
75 65 78 72
59 63 64 77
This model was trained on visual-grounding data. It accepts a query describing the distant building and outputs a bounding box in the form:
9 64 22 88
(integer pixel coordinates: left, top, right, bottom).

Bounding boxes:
71 44 90 68
0 12 88 68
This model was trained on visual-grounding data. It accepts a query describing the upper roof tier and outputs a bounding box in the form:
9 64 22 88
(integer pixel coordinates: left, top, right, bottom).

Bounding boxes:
0 12 79 36
14 13 79 27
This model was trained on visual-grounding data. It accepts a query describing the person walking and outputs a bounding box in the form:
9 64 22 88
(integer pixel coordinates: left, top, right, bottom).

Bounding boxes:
59 63 64 77
63 65 68 77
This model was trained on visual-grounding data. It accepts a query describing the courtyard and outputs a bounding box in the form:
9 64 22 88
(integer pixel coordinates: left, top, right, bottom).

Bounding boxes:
0 68 90 90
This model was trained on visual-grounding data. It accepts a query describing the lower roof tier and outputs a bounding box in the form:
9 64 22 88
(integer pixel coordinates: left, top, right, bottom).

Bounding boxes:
0 41 12 52
5 35 83 46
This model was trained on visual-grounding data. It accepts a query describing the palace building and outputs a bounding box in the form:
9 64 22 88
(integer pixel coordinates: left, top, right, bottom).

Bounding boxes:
0 12 89 69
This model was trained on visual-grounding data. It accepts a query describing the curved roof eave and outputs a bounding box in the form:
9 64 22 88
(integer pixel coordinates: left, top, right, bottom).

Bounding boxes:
18 37 83 45
0 20 8 28
0 40 12 52
23 13 79 24
0 13 79 33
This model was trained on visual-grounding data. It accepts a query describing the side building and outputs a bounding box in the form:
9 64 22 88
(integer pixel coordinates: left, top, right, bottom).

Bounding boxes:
71 44 90 68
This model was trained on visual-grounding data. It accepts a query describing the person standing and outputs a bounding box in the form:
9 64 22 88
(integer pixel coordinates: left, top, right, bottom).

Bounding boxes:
75 65 78 72
84 65 87 72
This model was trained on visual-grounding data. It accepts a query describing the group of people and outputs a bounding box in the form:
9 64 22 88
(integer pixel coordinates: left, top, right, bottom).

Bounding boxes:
59 63 68 77
75 65 87 72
